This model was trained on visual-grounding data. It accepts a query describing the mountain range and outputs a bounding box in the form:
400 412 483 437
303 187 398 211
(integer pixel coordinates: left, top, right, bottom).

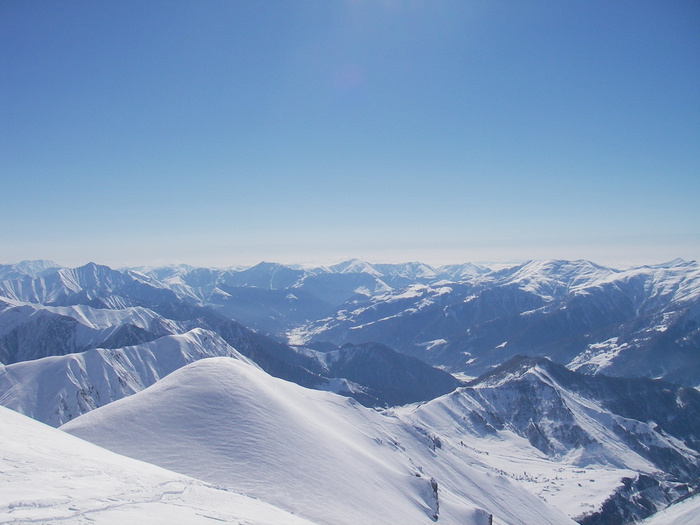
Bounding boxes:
289 259 700 386
5 257 697 387
1 258 699 524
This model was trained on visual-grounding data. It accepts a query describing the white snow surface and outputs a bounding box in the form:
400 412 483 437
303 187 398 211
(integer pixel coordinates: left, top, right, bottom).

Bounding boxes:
567 337 628 374
639 493 700 525
0 329 252 427
61 357 575 525
0 405 316 525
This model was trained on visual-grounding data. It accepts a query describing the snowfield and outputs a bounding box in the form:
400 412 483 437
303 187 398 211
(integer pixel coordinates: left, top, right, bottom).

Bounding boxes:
0 405 317 525
61 357 575 525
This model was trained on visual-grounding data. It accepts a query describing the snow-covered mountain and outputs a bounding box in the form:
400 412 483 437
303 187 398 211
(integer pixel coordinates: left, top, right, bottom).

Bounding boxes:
61 356 575 525
3 257 700 524
293 341 463 407
0 405 317 525
60 354 700 524
0 294 461 413
295 259 700 385
3 256 700 390
396 355 700 523
123 259 491 334
0 328 460 428
0 259 63 280
0 262 181 310
0 329 252 427
0 298 181 363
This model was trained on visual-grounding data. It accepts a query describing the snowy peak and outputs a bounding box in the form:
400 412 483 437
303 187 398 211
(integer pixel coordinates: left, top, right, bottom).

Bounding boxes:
296 258 700 385
468 354 556 387
0 261 179 310
0 259 62 280
371 261 439 280
0 298 180 364
219 261 309 290
486 259 618 300
328 258 384 276
436 262 490 281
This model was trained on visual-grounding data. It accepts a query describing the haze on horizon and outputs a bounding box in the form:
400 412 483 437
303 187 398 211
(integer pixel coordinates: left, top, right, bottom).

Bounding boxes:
1 1 698 269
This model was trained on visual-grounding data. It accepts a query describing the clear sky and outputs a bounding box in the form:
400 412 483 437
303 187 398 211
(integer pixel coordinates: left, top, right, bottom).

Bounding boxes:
1 1 699 268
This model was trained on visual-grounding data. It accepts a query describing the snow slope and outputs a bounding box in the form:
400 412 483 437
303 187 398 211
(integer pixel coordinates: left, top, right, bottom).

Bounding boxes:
395 356 700 522
62 357 575 525
639 493 700 525
0 329 252 427
0 405 317 525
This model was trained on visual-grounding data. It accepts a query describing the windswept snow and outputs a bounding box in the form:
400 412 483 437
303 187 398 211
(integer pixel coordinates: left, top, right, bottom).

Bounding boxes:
62 357 575 525
0 405 317 525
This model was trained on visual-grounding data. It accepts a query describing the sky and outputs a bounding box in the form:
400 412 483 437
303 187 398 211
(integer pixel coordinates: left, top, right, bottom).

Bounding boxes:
1 0 699 268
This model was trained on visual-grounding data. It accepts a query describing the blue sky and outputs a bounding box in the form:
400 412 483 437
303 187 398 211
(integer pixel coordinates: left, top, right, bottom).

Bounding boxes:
1 1 698 268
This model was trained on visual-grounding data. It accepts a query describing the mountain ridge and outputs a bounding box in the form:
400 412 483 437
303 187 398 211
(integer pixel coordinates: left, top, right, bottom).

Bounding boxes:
61 356 575 525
